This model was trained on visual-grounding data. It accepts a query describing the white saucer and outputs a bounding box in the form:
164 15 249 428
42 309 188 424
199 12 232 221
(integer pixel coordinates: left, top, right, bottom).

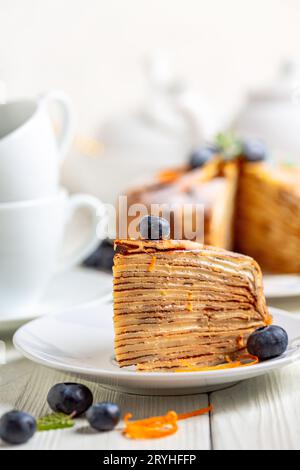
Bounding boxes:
13 305 300 395
0 268 112 334
264 275 300 299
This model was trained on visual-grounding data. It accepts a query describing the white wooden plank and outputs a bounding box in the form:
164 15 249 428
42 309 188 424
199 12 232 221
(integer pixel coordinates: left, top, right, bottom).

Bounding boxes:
4 319 300 450
0 360 211 450
210 363 300 450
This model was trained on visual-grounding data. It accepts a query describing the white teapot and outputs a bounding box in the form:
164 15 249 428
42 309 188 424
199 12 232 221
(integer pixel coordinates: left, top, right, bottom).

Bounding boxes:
232 61 300 163
63 54 219 204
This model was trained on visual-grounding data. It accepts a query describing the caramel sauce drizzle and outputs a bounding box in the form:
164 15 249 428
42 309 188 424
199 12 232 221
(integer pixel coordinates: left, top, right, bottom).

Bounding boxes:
148 256 156 272
187 292 193 312
157 168 184 184
175 354 259 373
265 313 273 326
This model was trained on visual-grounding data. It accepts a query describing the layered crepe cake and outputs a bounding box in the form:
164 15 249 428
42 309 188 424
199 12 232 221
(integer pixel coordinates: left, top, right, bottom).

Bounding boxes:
125 156 238 249
235 162 300 273
113 239 270 371
123 154 300 273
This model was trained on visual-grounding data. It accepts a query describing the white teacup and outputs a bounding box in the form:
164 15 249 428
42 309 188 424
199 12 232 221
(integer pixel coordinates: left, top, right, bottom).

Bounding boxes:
0 91 75 202
0 190 106 317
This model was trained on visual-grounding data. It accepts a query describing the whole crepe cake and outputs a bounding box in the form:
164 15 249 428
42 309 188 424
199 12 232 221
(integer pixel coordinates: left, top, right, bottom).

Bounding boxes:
122 135 300 273
113 235 270 372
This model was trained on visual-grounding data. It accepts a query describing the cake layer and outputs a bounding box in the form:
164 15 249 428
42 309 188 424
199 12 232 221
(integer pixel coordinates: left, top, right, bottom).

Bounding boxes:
113 239 269 371
123 158 238 249
122 154 300 274
236 163 300 273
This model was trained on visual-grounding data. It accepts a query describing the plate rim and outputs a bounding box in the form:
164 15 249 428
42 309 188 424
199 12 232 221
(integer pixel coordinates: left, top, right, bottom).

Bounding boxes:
12 306 300 382
264 274 300 299
0 267 112 328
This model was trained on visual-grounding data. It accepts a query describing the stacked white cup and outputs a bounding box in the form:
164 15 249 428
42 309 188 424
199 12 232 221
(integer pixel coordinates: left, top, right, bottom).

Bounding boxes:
0 91 106 317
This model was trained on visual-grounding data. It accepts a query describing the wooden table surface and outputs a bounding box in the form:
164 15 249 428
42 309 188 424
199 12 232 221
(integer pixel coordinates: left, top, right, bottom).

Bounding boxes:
1 295 300 451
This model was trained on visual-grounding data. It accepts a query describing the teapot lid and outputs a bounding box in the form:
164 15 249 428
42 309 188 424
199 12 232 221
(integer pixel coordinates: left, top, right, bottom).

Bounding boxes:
140 52 218 142
248 60 300 102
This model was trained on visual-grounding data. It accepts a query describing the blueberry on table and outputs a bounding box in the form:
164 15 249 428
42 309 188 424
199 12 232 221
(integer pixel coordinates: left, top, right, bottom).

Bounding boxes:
83 239 114 271
247 325 288 361
47 383 93 417
243 139 268 162
0 410 36 445
86 403 121 432
139 215 170 240
189 145 219 169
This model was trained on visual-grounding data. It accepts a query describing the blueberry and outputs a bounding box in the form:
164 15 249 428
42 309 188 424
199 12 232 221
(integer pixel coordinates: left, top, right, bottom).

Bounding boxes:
47 383 93 417
243 139 268 162
83 239 114 271
139 215 170 240
86 403 121 432
0 410 36 445
189 145 219 169
247 325 288 361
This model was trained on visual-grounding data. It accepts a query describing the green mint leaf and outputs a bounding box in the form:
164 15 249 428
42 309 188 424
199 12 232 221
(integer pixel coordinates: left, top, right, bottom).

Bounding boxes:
215 132 243 160
37 412 75 431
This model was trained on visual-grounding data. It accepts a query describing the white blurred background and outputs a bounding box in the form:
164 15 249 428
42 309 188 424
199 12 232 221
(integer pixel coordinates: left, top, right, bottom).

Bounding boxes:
1 0 300 132
1 0 300 202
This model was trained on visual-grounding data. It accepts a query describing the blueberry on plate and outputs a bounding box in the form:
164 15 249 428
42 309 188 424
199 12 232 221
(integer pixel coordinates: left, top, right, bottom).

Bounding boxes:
0 410 36 445
243 139 268 162
83 239 114 271
86 403 121 432
189 145 219 169
247 325 288 361
139 215 170 240
47 383 93 417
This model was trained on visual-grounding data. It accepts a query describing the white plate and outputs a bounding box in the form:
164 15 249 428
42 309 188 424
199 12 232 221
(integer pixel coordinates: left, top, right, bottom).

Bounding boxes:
0 268 112 334
264 275 300 299
13 305 300 395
